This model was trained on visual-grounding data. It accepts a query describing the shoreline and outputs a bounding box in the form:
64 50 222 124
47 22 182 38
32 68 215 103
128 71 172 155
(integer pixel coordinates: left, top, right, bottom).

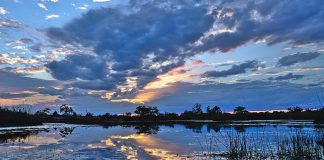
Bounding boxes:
1 119 322 128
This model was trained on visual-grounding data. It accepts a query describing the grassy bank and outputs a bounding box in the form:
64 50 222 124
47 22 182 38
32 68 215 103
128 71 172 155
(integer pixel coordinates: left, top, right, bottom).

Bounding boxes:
0 107 42 127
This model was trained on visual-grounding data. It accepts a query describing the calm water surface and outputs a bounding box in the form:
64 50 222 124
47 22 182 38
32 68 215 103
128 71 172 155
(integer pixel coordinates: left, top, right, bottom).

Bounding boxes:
0 121 323 159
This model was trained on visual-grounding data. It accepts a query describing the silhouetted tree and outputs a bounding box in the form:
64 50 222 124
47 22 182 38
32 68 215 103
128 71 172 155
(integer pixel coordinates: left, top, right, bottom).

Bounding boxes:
52 111 59 116
208 106 222 115
206 106 211 113
287 106 303 113
234 106 248 114
85 112 94 118
35 108 50 116
102 113 111 119
192 103 203 114
59 104 75 116
134 106 159 116
319 107 324 112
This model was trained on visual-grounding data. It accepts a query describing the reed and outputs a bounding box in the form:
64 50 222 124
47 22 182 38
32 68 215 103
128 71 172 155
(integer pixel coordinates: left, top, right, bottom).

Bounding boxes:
193 130 324 159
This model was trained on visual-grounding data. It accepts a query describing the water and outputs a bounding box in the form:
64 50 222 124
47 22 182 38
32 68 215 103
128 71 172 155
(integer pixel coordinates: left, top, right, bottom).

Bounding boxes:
0 121 323 159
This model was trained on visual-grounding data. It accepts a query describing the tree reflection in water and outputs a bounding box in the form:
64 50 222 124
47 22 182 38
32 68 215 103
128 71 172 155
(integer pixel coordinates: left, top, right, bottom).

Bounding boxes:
0 129 45 143
134 125 160 134
59 127 75 137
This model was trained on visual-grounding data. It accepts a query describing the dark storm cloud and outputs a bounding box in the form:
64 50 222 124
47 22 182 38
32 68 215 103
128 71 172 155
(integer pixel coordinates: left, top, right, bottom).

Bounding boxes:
71 80 116 90
203 60 264 78
45 54 108 81
268 73 304 81
277 52 321 66
44 0 324 93
45 3 215 91
195 0 324 52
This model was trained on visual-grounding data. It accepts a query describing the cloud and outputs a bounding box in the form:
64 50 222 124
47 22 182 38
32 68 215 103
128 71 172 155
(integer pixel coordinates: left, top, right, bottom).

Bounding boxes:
45 3 215 92
277 52 321 66
0 7 7 14
203 60 264 78
192 60 204 66
0 92 35 99
45 54 108 81
7 38 33 44
46 14 60 20
268 73 304 81
93 0 111 2
150 80 319 112
294 66 324 72
235 79 250 82
194 0 324 53
0 70 62 105
0 93 59 106
0 69 91 106
37 3 48 11
43 0 324 100
3 66 45 75
0 18 22 29
0 70 56 91
77 4 89 10
0 18 26 39
214 61 236 68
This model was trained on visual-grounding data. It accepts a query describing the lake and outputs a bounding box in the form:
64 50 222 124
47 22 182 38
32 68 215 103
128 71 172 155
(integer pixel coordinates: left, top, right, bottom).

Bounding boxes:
0 121 323 159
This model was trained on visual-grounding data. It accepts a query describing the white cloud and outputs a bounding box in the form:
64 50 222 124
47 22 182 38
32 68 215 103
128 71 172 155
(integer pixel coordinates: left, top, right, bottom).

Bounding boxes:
0 7 7 14
37 3 48 11
46 14 60 20
50 0 59 2
93 0 111 2
78 4 89 10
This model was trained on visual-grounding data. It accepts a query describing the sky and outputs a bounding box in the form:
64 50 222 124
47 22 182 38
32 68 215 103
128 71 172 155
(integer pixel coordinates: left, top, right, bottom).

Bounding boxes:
0 0 323 114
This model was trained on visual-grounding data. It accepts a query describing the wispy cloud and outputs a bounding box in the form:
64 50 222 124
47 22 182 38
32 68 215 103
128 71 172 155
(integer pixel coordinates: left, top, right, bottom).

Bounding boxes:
277 52 321 66
37 3 48 11
203 60 265 78
78 4 89 10
46 14 60 20
0 7 7 14
268 73 304 81
93 0 111 2
294 67 324 72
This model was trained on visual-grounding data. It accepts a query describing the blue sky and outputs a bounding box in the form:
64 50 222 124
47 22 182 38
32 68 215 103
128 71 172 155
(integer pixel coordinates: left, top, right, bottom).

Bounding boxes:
0 0 323 114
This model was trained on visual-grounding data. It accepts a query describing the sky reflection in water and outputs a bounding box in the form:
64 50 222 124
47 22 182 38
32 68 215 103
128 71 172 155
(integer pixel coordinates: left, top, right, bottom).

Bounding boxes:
0 122 323 159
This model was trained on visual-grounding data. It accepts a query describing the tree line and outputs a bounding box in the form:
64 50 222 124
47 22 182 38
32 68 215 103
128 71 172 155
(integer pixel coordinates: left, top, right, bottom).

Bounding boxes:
1 103 324 127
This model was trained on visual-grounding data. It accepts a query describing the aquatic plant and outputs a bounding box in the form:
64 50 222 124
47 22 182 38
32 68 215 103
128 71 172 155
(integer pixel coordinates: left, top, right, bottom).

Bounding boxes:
193 130 324 159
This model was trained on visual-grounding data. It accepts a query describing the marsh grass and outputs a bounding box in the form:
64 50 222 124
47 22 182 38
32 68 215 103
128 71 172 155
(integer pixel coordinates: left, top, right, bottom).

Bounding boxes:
276 131 324 159
193 129 324 159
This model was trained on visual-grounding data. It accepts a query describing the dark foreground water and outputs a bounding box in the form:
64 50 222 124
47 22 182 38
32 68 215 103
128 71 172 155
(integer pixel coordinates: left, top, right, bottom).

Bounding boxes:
0 121 323 159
